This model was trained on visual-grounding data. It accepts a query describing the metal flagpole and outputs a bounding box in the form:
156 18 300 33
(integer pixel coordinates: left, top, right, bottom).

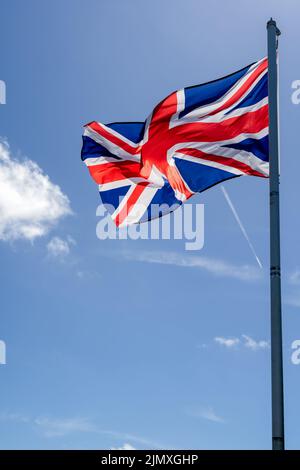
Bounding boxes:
267 18 285 451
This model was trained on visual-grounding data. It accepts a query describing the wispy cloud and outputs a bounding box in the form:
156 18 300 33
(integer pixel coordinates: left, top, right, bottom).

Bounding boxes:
214 334 269 351
241 334 269 351
285 294 300 308
34 417 95 437
120 250 262 282
0 412 30 423
76 269 101 281
0 139 71 242
35 418 160 447
214 337 240 348
47 236 75 258
0 413 163 449
97 429 165 449
221 186 263 269
283 270 300 306
187 406 224 423
289 269 300 285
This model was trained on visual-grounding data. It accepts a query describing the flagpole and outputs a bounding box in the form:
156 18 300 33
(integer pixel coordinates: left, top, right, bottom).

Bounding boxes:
267 18 285 451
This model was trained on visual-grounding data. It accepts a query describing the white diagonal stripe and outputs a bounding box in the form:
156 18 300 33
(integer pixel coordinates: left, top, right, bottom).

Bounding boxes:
99 178 146 191
84 126 141 162
118 185 159 227
174 152 244 175
170 60 267 127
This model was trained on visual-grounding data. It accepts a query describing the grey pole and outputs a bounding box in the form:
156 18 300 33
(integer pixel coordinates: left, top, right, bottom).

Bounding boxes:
267 18 285 451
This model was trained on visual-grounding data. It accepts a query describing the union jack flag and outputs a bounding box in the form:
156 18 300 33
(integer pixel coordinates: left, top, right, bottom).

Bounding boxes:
82 58 269 227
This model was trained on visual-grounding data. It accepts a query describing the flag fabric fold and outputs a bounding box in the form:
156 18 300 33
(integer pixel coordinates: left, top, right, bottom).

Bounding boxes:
81 58 269 227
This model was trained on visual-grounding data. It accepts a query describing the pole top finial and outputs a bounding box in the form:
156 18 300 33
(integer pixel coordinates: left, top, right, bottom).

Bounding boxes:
267 18 281 35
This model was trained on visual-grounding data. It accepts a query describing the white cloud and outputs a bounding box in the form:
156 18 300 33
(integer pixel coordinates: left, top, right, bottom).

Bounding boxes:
120 250 262 282
0 140 71 241
47 236 75 258
241 334 269 351
214 337 240 348
34 417 95 437
188 406 224 423
214 335 269 351
110 443 136 450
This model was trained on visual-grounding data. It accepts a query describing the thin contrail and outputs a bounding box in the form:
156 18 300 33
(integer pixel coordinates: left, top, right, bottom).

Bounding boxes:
221 185 263 269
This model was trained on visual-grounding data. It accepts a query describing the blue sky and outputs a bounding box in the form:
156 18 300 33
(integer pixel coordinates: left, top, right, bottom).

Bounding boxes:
0 0 299 450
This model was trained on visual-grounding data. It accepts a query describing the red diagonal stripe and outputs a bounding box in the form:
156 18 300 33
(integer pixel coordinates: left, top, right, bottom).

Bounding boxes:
88 161 141 185
179 148 267 177
206 58 268 117
171 105 268 143
115 182 149 227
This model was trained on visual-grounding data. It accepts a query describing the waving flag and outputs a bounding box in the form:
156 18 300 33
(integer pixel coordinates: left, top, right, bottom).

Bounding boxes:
82 58 268 227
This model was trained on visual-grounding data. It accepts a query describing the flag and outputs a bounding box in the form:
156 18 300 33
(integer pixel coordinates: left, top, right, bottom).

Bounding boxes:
81 58 268 227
